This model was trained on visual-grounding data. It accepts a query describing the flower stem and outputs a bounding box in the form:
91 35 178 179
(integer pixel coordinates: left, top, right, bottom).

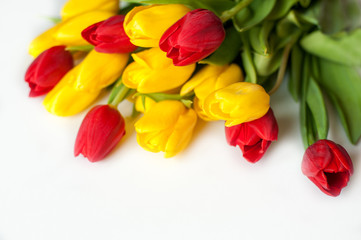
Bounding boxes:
220 0 254 23
108 82 135 106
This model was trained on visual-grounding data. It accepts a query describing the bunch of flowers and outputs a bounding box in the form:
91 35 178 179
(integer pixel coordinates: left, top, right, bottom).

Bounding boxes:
25 0 361 197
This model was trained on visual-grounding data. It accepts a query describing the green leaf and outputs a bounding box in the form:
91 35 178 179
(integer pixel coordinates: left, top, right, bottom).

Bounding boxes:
267 0 299 20
249 21 274 55
318 0 361 35
317 58 361 144
121 0 235 16
305 77 329 141
300 54 329 148
288 43 304 101
232 0 276 32
200 26 242 65
240 34 257 83
253 51 282 77
300 29 361 66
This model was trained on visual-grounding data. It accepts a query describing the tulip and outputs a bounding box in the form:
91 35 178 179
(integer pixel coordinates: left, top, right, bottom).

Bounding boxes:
122 48 195 93
159 9 225 66
203 82 270 127
124 4 191 47
302 139 353 196
134 100 197 157
74 105 126 162
61 0 119 20
43 50 129 116
54 11 115 46
81 15 137 53
180 64 243 120
25 46 73 97
28 25 63 57
225 109 278 163
29 10 115 57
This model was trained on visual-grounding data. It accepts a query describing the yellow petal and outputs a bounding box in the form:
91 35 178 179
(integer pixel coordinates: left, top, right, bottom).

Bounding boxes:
124 4 191 47
61 0 119 20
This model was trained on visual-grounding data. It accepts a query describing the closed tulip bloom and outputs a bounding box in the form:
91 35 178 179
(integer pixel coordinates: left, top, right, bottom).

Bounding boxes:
29 11 114 57
71 50 129 91
61 0 119 20
74 105 126 162
122 48 195 93
135 100 197 158
43 50 129 116
159 9 225 66
124 4 191 47
180 64 243 120
82 15 137 53
54 11 115 46
203 82 270 127
25 46 73 97
302 139 353 196
28 25 63 57
225 109 278 163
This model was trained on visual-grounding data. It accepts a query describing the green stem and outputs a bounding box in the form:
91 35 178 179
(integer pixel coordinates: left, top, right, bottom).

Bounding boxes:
108 83 135 106
220 0 254 23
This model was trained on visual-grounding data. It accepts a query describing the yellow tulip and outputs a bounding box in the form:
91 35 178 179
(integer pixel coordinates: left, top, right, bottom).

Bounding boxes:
122 48 195 93
43 77 100 117
71 50 129 91
181 64 243 121
61 0 119 20
203 82 270 126
43 50 129 116
124 4 191 47
135 100 197 158
28 25 62 57
54 11 115 45
29 11 115 57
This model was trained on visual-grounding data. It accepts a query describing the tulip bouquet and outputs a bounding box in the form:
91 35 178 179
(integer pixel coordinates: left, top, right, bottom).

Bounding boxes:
25 0 361 197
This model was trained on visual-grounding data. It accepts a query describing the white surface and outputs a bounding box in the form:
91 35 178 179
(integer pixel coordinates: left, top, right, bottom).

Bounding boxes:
1 1 361 240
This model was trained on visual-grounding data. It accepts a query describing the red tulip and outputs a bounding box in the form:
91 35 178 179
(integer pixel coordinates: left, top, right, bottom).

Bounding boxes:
25 45 73 97
81 15 137 53
225 108 278 163
302 139 353 196
159 9 225 66
74 105 126 162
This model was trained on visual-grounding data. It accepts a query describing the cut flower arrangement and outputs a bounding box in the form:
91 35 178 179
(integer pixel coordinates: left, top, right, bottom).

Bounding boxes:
25 0 361 197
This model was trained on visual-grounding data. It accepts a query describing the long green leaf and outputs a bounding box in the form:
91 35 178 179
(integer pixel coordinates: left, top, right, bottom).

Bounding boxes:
317 59 361 144
288 43 303 101
232 0 276 32
306 77 329 140
301 29 361 66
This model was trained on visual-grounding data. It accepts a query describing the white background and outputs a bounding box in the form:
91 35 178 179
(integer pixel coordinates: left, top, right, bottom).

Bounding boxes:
1 1 361 239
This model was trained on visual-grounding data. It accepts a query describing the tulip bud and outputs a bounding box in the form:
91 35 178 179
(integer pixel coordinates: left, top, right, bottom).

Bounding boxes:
225 109 278 163
203 82 270 127
82 15 137 53
29 10 115 57
54 11 115 46
180 64 243 120
43 50 129 116
122 48 195 93
25 46 73 97
301 139 353 196
61 0 119 20
124 4 191 47
134 100 197 158
74 105 126 162
159 9 225 66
